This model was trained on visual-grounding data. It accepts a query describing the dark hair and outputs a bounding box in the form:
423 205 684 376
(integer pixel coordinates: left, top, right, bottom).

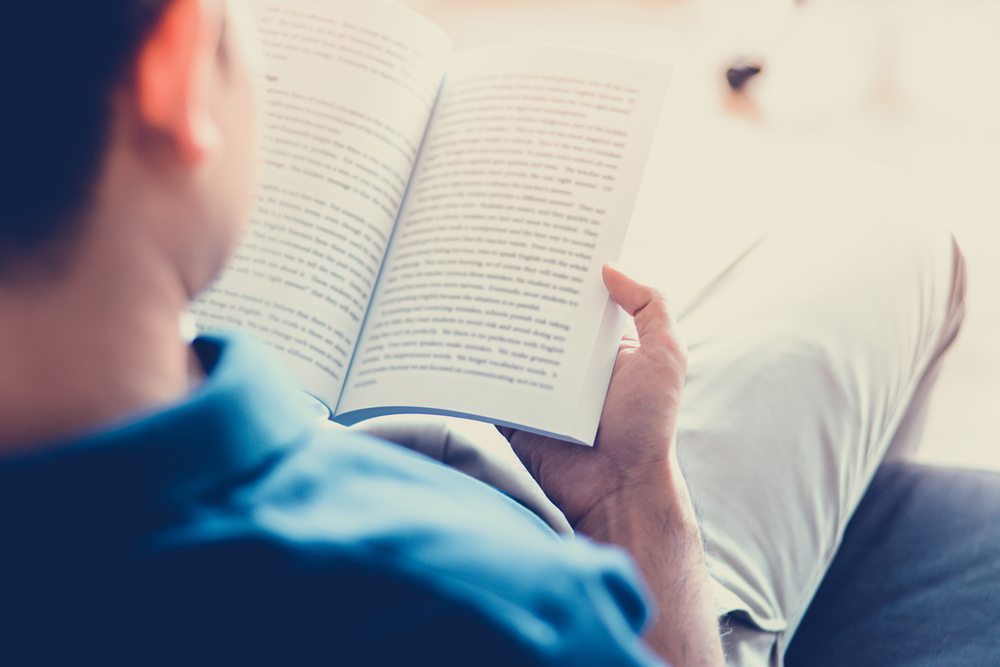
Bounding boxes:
0 0 172 274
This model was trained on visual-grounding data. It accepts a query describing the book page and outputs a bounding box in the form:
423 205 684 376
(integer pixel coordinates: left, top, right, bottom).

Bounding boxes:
191 0 451 408
336 44 670 444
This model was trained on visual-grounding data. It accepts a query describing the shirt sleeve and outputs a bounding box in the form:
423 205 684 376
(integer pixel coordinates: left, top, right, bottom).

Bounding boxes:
158 430 671 666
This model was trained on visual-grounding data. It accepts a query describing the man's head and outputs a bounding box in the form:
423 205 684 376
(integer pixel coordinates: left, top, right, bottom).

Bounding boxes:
0 0 261 451
0 0 259 292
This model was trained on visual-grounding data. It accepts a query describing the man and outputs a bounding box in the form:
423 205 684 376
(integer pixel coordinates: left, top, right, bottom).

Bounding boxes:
0 0 964 666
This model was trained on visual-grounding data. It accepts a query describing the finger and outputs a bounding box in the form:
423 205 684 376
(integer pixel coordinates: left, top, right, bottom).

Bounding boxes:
603 263 677 346
508 435 536 475
619 317 640 353
622 316 639 343
496 424 516 442
618 339 640 354
498 429 539 479
509 432 578 482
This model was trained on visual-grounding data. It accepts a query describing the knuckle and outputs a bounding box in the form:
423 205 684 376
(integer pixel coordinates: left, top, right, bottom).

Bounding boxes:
647 287 667 308
647 289 676 323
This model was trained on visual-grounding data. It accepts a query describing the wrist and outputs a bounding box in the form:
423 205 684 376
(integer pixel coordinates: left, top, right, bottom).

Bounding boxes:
574 453 699 546
576 456 724 667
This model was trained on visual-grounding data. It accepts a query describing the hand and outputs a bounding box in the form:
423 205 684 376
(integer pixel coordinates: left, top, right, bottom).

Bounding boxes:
500 263 688 535
502 265 726 667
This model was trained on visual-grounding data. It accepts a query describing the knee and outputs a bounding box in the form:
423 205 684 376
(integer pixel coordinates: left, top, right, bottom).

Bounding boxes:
795 218 963 336
883 220 967 353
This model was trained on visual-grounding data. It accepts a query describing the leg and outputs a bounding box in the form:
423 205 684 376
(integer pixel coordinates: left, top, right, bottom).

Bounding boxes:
670 220 965 665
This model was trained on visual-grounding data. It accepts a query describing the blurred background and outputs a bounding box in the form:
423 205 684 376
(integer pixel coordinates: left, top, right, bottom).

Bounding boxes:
392 0 1000 471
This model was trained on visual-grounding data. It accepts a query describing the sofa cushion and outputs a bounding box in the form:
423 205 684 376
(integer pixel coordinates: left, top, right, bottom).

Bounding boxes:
786 461 1000 667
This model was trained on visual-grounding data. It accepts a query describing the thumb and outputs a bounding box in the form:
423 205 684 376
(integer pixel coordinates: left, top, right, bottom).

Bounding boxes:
602 263 676 345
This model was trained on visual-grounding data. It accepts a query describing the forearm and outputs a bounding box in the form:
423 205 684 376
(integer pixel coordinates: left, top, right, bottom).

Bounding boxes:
576 455 725 667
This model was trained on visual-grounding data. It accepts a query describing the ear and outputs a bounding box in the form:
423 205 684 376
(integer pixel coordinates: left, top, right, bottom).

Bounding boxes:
135 0 222 164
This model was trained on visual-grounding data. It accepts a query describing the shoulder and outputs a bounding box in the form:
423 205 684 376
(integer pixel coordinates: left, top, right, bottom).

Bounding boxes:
0 331 665 666
154 429 664 666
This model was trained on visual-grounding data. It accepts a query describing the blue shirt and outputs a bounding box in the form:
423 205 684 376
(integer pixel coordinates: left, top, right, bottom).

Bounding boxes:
0 333 665 666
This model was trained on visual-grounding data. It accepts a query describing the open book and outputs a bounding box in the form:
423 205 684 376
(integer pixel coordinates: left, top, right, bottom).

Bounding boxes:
192 0 671 445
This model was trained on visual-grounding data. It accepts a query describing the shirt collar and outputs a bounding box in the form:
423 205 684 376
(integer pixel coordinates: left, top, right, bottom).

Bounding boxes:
0 332 316 543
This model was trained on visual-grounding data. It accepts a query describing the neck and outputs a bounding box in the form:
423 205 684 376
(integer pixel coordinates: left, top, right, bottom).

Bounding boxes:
0 217 198 455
